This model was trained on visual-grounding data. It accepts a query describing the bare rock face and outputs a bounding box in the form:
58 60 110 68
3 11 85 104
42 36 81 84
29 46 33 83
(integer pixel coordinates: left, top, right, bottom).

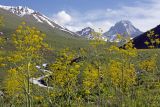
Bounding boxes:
103 20 142 42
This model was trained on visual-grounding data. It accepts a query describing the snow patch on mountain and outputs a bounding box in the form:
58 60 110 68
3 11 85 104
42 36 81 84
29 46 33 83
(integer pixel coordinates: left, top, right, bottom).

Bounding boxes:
0 5 11 10
76 27 95 39
38 15 55 28
0 5 34 16
32 14 43 23
0 5 77 36
77 27 108 41
41 14 67 29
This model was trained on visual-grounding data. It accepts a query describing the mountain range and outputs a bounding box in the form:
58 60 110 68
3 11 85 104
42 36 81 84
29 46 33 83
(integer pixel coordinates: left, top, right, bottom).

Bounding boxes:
77 20 143 42
0 5 143 43
1 5 160 49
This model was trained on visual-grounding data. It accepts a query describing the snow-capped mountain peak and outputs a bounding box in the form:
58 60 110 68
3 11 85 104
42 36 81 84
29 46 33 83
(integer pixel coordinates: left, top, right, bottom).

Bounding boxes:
76 27 95 39
80 27 94 35
0 5 35 16
0 5 76 35
76 27 107 41
103 20 142 42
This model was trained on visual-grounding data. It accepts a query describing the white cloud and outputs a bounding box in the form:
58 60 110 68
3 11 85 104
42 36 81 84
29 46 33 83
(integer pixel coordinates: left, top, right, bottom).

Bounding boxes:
54 11 72 25
52 0 160 33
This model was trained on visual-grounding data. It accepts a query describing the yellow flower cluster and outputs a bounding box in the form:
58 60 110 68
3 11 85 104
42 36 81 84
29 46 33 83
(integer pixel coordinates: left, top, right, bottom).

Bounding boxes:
12 22 46 52
139 56 157 72
5 68 24 97
108 60 136 88
51 48 81 88
82 64 99 95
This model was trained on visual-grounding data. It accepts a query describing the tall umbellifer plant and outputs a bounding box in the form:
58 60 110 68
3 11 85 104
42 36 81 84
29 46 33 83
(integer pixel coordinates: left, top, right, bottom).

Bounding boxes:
88 29 107 106
4 22 48 107
81 63 99 104
0 16 5 67
138 31 159 106
108 36 137 106
143 30 159 84
49 48 82 106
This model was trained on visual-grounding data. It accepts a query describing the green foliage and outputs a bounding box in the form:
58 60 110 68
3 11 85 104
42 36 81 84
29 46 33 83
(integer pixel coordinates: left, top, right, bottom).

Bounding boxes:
145 30 160 48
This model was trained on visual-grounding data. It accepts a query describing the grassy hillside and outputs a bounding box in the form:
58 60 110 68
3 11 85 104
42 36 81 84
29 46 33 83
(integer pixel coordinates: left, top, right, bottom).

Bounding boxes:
0 9 90 86
0 9 89 50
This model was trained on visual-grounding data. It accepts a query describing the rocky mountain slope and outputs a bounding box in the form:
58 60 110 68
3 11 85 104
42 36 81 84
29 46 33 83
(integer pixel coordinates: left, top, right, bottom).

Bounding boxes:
103 20 142 42
76 27 95 39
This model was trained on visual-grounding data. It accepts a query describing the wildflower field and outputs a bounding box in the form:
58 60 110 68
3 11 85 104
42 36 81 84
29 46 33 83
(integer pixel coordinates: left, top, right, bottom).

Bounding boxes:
1 16 160 107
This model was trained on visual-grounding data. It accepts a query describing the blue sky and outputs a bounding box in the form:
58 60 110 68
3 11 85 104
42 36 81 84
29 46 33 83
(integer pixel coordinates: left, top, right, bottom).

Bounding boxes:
0 0 137 14
0 0 160 32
